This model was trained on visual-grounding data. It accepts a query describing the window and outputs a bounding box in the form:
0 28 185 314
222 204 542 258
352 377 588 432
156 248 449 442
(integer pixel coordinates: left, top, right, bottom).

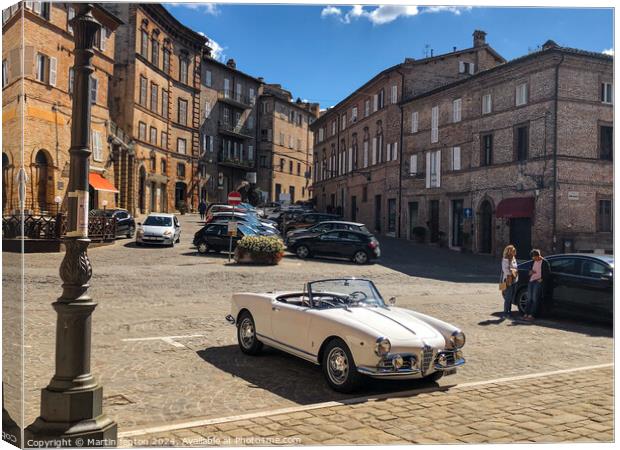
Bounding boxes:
363 140 369 168
34 2 50 20
248 145 254 160
426 150 441 188
177 138 186 154
177 163 185 178
205 70 212 87
140 30 149 58
515 124 529 161
91 131 103 162
161 132 168 149
481 134 493 166
581 260 608 278
68 67 74 94
162 48 170 73
362 186 368 202
179 58 188 84
139 76 147 106
409 154 418 175
451 146 461 171
391 85 398 104
249 88 255 104
599 125 613 161
332 120 336 135
516 83 528 106
89 76 97 103
289 161 293 173
601 82 613 104
318 128 324 142
36 53 53 83
378 89 384 109
235 82 243 102
373 94 378 112
371 137 377 165
351 106 358 122
297 162 301 175
224 78 230 97
149 126 157 144
178 98 188 126
279 158 285 171
150 83 158 112
391 142 398 161
411 111 418 133
459 61 474 75
364 99 370 117
247 115 254 129
431 106 439 143
279 132 285 146
482 93 492 114
2 59 8 87
67 5 75 33
161 159 167 174
162 89 169 118
341 114 346 130
452 98 462 123
151 39 159 67
297 138 302 150
138 122 146 140
598 199 612 232
260 155 267 168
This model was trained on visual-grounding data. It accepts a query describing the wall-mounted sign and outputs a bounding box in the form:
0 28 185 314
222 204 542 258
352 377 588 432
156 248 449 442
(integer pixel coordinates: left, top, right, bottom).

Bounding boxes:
568 191 579 201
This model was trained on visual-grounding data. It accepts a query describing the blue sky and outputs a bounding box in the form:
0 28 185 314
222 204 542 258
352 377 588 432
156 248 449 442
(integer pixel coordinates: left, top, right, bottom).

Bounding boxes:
164 4 614 108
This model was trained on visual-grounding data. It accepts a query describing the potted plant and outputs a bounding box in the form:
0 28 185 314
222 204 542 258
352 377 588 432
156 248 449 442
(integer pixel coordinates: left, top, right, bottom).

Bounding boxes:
234 235 285 265
177 200 188 215
411 226 426 243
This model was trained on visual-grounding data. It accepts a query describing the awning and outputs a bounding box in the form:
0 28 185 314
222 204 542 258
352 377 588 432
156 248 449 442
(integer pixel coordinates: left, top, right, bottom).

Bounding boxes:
89 173 119 193
495 197 535 218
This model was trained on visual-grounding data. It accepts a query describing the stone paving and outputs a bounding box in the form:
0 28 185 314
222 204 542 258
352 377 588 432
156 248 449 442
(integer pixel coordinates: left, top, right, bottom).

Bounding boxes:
2 214 614 434
120 366 614 446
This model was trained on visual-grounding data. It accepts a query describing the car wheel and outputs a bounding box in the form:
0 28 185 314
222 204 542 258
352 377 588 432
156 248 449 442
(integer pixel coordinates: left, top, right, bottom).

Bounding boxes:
197 240 209 254
176 235 181 243
237 311 263 355
296 245 310 259
321 338 362 393
353 250 369 265
424 371 444 382
515 287 528 315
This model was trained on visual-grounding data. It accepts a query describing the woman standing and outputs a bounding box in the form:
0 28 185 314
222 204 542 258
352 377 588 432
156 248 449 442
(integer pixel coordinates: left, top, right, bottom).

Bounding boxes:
501 245 518 319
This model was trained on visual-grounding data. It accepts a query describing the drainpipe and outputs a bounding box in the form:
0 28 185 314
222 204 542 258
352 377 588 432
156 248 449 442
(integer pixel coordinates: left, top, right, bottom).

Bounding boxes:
396 69 405 239
552 53 564 254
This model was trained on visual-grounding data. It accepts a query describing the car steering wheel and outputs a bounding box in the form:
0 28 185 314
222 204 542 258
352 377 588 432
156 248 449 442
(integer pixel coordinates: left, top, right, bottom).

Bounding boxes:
348 291 368 303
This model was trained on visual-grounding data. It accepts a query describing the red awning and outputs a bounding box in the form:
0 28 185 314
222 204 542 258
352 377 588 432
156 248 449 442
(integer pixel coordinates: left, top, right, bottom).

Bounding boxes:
495 197 535 218
89 173 119 193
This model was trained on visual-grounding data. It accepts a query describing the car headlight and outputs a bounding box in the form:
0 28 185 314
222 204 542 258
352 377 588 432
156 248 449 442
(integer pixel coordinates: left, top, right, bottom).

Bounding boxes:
374 337 391 356
450 331 466 349
163 230 172 237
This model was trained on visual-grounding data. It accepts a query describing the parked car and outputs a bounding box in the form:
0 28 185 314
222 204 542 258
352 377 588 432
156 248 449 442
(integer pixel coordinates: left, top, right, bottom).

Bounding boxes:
511 253 613 323
207 211 279 233
286 221 370 246
89 208 135 238
288 229 380 264
135 213 181 247
225 278 465 392
193 222 258 254
283 212 341 233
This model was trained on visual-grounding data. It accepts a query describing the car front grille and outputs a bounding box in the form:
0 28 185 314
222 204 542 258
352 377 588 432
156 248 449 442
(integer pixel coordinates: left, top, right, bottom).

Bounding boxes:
421 345 433 374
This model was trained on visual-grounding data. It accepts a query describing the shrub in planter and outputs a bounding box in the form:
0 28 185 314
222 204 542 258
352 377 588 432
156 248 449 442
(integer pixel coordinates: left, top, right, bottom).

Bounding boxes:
411 226 427 243
177 200 188 215
234 235 285 265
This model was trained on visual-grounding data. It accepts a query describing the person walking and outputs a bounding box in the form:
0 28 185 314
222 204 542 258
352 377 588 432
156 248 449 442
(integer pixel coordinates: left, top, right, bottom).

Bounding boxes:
500 245 518 319
524 249 550 320
198 200 207 220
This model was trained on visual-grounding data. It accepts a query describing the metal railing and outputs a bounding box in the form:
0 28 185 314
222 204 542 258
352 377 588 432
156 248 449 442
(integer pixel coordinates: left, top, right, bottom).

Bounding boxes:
217 121 254 138
2 213 117 242
218 152 254 169
218 89 253 107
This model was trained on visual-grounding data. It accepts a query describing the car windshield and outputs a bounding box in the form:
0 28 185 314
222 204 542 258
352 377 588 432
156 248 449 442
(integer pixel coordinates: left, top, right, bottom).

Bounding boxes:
238 224 256 235
143 216 172 227
307 279 385 308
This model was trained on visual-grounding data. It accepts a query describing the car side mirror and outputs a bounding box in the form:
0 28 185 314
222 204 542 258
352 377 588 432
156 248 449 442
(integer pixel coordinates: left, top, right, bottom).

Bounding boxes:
388 297 396 306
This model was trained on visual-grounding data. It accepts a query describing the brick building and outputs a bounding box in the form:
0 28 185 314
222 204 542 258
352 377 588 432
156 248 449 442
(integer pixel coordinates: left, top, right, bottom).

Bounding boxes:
310 31 504 235
2 2 122 214
401 41 613 256
257 84 319 203
104 3 206 215
198 54 262 203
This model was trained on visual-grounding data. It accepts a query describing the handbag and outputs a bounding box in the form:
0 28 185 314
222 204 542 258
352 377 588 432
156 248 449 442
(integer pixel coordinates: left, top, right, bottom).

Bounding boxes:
499 271 507 291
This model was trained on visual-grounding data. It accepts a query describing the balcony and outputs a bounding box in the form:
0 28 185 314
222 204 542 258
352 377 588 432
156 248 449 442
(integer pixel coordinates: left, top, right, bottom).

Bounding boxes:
218 121 255 139
218 152 255 170
218 89 254 109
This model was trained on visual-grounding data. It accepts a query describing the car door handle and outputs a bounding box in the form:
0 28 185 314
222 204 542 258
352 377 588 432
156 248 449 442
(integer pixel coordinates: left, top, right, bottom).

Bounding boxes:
272 306 280 311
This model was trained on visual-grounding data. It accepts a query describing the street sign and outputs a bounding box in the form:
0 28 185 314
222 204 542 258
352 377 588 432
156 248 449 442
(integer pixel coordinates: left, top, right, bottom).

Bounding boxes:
463 208 473 219
227 221 238 237
228 191 242 205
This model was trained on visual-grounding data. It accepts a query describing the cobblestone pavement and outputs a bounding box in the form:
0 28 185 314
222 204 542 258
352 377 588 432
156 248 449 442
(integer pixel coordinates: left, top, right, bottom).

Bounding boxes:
2 214 613 433
120 366 614 446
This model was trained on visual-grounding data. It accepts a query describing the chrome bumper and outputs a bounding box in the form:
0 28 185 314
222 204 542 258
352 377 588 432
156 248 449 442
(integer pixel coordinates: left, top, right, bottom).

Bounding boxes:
358 350 465 378
225 314 236 325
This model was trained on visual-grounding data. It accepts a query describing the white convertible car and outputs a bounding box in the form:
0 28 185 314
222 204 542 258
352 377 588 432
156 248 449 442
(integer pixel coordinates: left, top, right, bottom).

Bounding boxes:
225 278 465 392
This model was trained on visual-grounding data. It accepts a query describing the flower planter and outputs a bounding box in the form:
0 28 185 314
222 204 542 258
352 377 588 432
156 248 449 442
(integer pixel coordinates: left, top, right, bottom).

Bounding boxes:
234 248 283 265
233 236 285 265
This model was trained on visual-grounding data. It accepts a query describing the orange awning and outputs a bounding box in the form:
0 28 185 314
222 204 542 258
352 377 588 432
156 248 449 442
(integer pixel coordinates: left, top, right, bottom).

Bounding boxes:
89 173 119 193
495 197 535 218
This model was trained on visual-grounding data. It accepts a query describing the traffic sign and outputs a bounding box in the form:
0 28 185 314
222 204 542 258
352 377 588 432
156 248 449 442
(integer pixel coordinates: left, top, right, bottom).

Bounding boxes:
228 191 242 206
463 208 473 219
227 221 238 237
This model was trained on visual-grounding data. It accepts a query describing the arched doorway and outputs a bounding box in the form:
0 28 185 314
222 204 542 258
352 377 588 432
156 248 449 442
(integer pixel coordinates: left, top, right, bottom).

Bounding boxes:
479 200 493 254
35 150 51 213
138 166 146 213
2 153 9 212
175 182 186 210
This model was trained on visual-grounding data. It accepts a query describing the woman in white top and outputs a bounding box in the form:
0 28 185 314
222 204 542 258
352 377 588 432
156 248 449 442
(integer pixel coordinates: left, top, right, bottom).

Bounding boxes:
501 245 518 319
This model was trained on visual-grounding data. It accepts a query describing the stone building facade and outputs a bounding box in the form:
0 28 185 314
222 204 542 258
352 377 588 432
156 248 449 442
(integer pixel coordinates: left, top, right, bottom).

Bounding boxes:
104 3 206 215
400 42 613 256
310 31 504 235
2 2 122 214
198 54 262 203
257 84 319 203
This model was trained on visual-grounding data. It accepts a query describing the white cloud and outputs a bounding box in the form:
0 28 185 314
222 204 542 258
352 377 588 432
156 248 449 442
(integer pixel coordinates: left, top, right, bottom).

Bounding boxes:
321 4 470 25
169 3 220 16
602 48 614 56
198 31 226 61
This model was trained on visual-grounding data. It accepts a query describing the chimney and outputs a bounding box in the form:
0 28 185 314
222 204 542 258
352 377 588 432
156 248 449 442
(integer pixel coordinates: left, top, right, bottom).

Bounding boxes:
473 30 487 47
542 39 560 51
226 58 236 69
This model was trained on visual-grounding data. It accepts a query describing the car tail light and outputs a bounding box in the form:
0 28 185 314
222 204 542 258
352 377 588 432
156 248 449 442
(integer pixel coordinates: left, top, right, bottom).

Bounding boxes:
368 241 377 249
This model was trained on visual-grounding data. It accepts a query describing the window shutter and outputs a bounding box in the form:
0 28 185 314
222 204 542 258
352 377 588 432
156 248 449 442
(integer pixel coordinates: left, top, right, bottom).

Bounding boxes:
372 137 377 165
100 28 107 51
48 57 57 86
411 111 418 133
425 152 431 188
373 94 378 112
386 143 391 162
25 1 34 9
33 1 41 14
452 147 461 170
348 148 353 172
363 141 369 167
90 76 98 104
431 106 439 143
391 85 397 104
393 142 398 160
23 46 34 78
410 154 417 175
459 61 465 73
248 145 254 160
436 150 441 187
469 63 475 75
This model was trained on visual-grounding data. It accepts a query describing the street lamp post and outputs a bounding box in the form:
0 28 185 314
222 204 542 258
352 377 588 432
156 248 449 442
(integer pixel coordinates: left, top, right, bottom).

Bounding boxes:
25 4 118 447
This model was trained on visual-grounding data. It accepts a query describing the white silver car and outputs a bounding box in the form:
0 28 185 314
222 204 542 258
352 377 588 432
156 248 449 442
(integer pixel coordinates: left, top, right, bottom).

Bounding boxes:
135 213 181 247
225 278 465 392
